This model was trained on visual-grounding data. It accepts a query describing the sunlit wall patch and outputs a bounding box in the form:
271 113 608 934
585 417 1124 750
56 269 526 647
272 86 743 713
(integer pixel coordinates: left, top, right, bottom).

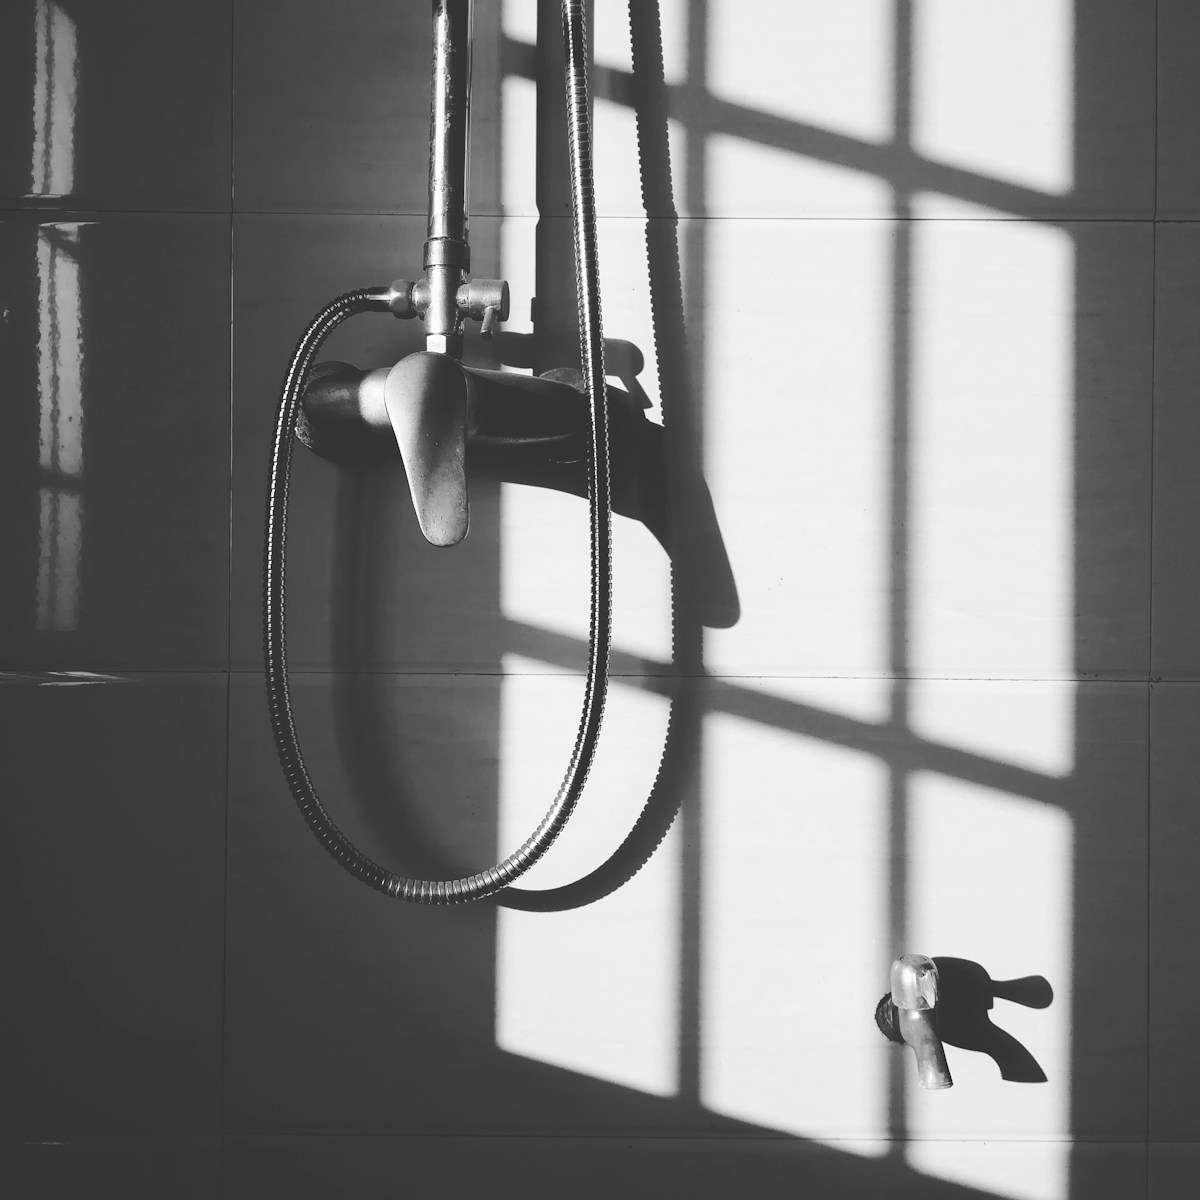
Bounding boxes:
490 4 1083 1186
700 713 891 1152
913 0 1074 195
500 0 537 49
0 671 130 686
706 134 892 218
709 0 895 146
31 0 77 199
908 201 1075 693
495 657 681 1098
594 96 688 218
702 217 893 722
36 224 85 634
906 773 1073 1200
500 72 538 218
909 678 1077 782
31 0 84 633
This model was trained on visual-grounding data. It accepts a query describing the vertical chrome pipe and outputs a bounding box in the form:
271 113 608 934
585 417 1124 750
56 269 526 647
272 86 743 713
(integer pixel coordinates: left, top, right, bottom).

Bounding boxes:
425 0 473 356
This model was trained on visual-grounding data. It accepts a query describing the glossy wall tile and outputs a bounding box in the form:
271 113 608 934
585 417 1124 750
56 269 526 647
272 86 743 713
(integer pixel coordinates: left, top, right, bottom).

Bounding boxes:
1055 686 1150 1144
224 669 703 1137
1149 1144 1200 1200
233 0 502 215
0 1136 220 1200
696 217 1151 683
0 674 226 1134
1151 223 1200 680
698 679 1148 1155
0 215 231 672
223 669 499 1135
518 0 1157 222
230 1 1156 223
577 0 1155 222
223 1135 1149 1200
227 670 1147 1156
3 0 1189 1195
1148 684 1200 1142
1156 0 1200 218
0 0 232 212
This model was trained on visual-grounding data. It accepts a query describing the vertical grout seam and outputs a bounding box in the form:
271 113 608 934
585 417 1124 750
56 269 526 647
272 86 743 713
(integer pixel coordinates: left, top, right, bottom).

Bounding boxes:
1146 1 1159 1185
219 1 236 1193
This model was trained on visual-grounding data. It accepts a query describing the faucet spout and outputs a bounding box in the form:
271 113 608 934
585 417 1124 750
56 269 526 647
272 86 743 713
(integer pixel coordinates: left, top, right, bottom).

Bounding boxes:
897 1006 953 1090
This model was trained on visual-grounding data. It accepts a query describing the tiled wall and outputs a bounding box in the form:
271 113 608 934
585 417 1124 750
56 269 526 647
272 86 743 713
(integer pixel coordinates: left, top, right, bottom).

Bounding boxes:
2 2 1197 1197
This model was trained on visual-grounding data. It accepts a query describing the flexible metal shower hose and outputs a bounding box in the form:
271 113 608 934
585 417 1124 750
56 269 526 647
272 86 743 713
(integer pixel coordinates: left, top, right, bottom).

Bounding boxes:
262 0 611 903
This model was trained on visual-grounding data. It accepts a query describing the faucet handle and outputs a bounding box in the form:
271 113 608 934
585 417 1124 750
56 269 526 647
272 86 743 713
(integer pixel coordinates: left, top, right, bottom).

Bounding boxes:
891 953 940 1011
384 352 472 547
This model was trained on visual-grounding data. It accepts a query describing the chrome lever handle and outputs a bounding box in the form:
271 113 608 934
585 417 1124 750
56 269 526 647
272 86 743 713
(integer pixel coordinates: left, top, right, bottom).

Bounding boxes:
383 352 471 547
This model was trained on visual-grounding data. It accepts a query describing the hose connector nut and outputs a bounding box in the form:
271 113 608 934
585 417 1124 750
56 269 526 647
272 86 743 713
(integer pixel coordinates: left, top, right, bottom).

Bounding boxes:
388 279 421 319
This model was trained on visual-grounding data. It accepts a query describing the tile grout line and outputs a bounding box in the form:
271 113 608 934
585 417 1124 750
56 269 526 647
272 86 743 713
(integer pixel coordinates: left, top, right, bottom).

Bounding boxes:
211 1132 1146 1145
221 2 236 1191
1146 0 1159 1182
0 205 1186 224
3 669 1188 683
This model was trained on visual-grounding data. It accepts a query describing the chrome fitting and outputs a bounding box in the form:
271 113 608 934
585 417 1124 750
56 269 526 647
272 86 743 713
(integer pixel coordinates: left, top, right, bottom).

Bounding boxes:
456 278 510 339
387 279 423 319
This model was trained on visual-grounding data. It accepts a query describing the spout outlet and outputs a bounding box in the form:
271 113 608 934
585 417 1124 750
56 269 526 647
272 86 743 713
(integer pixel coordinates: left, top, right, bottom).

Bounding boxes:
897 1006 953 1090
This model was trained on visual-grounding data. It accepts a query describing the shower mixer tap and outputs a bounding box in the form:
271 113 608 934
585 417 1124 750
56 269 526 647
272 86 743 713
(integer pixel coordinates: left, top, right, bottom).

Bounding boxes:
293 0 609 550
296 350 667 549
263 0 619 904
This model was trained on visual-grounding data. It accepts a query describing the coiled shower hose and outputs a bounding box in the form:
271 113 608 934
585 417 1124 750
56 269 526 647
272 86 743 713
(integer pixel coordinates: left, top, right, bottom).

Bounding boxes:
263 0 611 903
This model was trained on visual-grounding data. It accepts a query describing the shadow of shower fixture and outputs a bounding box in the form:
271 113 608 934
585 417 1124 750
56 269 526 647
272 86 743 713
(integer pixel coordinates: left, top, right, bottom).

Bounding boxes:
264 0 727 904
295 353 736 622
297 355 738 629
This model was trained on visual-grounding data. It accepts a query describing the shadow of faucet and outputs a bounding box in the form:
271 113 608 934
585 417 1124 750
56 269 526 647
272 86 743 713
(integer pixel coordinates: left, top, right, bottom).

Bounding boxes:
933 956 1052 1083
493 330 655 412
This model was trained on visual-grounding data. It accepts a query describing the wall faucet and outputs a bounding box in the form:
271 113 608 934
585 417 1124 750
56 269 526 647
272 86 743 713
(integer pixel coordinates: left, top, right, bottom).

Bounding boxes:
879 954 954 1090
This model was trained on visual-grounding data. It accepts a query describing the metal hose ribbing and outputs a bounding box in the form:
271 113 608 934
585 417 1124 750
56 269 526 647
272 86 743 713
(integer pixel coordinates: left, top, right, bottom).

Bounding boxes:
501 0 685 911
263 0 612 904
550 0 614 850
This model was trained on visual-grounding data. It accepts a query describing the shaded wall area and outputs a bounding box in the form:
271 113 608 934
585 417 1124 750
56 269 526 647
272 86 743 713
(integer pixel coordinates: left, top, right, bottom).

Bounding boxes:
1 2 1198 1198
